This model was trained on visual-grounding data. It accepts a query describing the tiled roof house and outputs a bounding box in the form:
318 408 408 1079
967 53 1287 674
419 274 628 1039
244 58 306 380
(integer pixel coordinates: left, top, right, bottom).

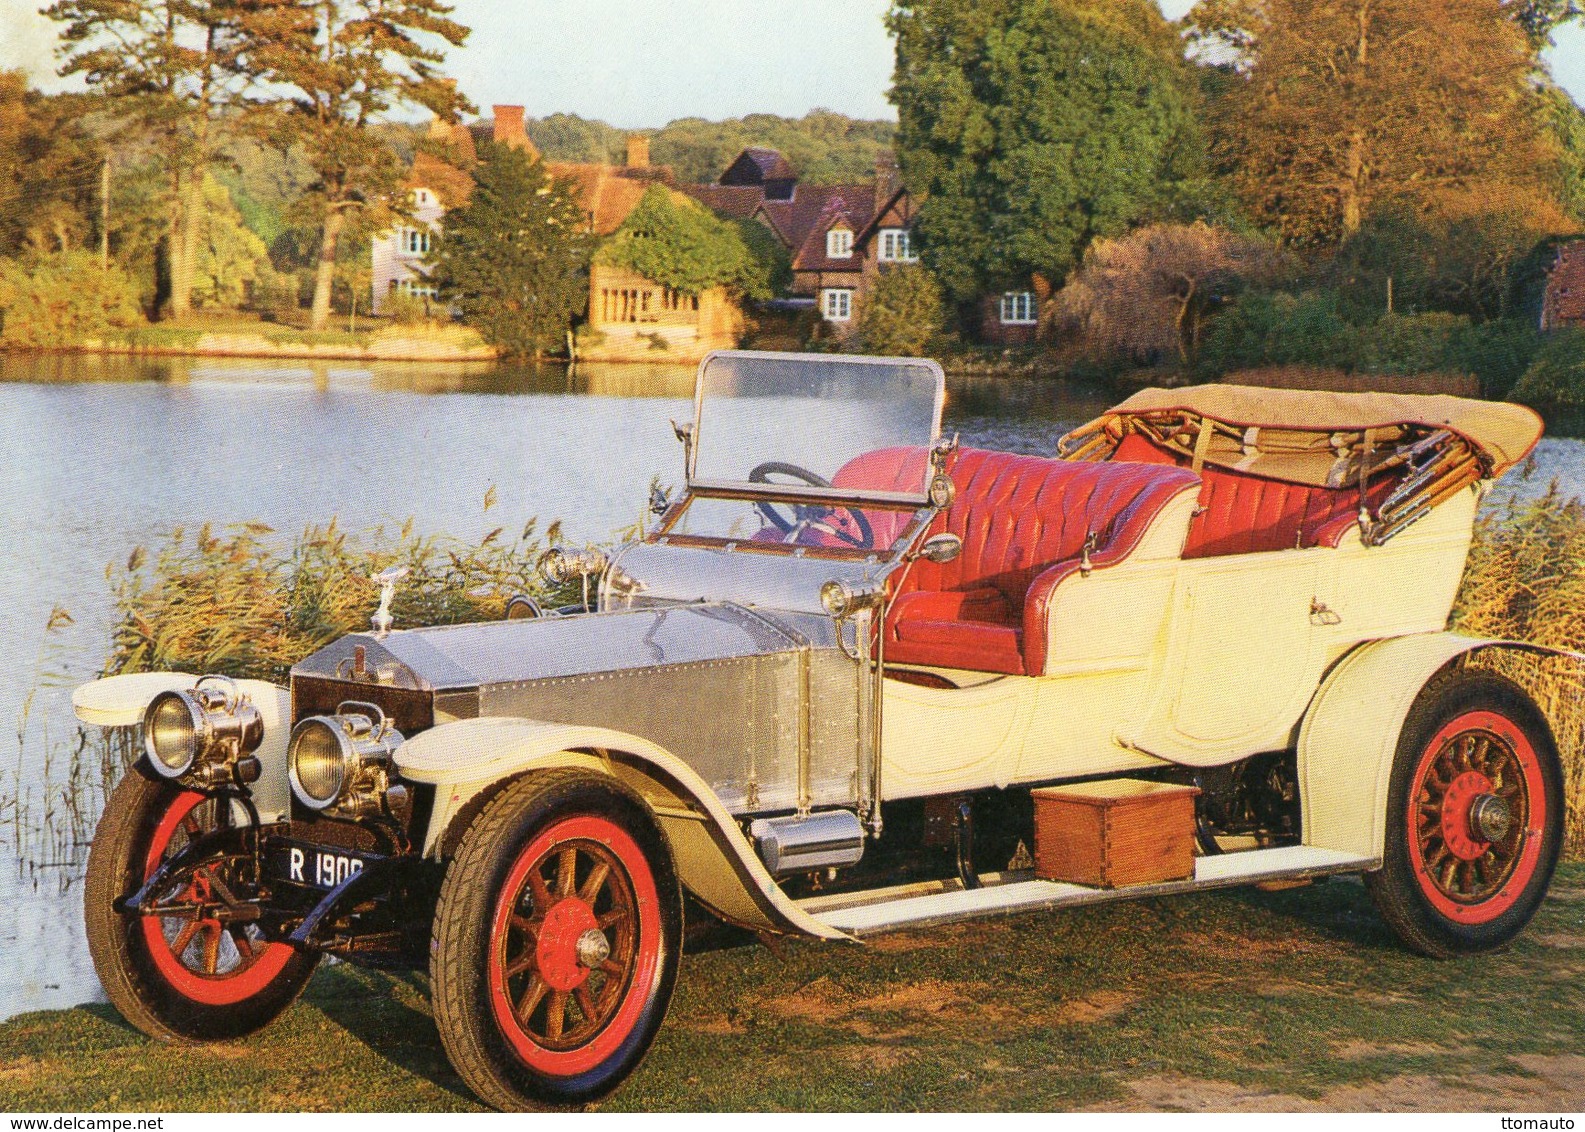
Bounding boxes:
372 106 744 360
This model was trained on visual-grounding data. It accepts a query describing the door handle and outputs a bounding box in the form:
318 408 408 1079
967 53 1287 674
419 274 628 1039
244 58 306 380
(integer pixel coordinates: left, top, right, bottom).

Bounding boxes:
1309 598 1341 627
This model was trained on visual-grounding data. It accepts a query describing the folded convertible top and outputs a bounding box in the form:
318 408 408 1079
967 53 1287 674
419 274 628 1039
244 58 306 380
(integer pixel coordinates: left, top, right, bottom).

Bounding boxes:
1100 384 1542 476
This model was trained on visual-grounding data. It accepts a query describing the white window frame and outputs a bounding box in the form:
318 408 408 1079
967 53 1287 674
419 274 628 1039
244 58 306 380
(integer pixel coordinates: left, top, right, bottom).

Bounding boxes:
397 278 439 301
877 228 917 263
1000 291 1037 325
402 227 432 255
412 188 434 207
822 288 854 322
826 227 853 259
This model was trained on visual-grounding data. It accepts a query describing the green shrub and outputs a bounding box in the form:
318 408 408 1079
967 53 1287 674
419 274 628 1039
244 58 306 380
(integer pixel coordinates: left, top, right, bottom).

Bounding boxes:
1200 291 1356 374
1447 317 1543 398
1508 329 1585 409
385 290 430 326
596 185 772 301
856 264 945 357
0 251 142 347
1353 312 1468 376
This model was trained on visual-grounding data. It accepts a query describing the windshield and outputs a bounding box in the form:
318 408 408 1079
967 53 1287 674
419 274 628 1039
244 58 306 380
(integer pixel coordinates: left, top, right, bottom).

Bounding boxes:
690 352 944 500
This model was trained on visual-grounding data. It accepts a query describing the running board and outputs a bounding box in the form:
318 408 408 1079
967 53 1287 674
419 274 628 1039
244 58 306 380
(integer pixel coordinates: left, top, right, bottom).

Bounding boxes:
802 845 1378 938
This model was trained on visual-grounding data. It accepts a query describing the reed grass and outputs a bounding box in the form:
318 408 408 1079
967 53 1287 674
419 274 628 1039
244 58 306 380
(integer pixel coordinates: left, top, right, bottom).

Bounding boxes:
1451 480 1585 859
107 501 571 685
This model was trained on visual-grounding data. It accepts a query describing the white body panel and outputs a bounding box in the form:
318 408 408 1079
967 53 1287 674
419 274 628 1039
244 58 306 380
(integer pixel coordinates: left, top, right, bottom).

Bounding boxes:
879 485 1479 794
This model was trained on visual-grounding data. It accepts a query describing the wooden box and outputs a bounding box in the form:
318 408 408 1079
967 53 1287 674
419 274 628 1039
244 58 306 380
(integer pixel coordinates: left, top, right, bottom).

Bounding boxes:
1032 780 1200 888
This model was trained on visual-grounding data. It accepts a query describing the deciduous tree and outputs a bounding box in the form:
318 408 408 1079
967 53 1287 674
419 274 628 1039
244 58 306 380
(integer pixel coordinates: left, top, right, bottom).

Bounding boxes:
0 72 102 257
429 143 592 359
1191 0 1556 248
597 185 773 300
856 263 945 357
887 0 1203 301
1051 222 1280 366
248 0 469 330
46 0 257 317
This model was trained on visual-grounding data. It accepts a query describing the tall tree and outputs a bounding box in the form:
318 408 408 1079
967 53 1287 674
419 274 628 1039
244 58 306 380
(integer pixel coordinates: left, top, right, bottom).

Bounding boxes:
596 185 773 301
0 73 102 256
1191 0 1556 248
46 0 256 317
887 0 1203 302
248 0 469 330
429 143 592 359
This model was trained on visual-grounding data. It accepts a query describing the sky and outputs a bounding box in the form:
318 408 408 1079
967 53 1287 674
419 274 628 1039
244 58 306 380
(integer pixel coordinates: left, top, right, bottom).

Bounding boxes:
1 0 1582 127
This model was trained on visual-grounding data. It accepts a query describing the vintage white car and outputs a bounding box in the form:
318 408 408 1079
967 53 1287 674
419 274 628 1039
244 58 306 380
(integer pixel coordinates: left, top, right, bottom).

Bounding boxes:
74 352 1565 1110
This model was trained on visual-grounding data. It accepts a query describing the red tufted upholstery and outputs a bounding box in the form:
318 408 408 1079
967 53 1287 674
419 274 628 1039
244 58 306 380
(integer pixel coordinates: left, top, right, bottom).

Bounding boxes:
1112 433 1393 557
880 448 1200 675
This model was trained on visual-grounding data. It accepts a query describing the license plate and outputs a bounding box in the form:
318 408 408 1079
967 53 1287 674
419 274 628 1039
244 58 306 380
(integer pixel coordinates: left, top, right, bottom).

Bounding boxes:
271 840 376 889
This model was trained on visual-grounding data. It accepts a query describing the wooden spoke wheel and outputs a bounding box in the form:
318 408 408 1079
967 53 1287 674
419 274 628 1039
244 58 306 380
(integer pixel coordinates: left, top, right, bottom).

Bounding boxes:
431 771 682 1110
140 791 295 1004
1368 670 1562 957
83 766 318 1042
1406 711 1545 923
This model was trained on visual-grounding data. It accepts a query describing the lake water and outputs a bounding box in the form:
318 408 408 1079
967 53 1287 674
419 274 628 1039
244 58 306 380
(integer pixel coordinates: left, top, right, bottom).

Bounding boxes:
1 351 1582 1022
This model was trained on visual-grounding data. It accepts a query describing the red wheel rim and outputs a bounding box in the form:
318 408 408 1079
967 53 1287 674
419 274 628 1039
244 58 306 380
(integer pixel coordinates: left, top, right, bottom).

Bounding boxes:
487 815 661 1077
1407 710 1547 925
140 791 294 1005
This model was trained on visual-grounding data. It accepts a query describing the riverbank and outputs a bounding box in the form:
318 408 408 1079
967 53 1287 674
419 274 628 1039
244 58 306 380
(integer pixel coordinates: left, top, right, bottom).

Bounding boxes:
82 320 499 363
2 867 1581 1111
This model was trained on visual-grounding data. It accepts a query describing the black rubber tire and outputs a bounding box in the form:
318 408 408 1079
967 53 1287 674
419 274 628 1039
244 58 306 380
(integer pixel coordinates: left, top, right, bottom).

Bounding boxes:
83 763 319 1042
429 770 683 1111
1365 669 1564 958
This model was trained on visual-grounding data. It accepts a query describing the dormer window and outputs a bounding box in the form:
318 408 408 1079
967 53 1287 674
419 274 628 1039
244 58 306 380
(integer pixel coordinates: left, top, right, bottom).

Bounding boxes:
827 228 853 259
413 188 434 207
878 228 917 263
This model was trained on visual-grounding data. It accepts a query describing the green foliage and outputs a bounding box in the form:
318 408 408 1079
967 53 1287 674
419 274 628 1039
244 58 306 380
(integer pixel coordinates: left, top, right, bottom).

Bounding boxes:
385 290 430 325
0 251 142 347
888 0 1203 300
649 110 896 186
1509 329 1585 408
596 185 771 300
1543 83 1585 224
108 508 565 686
733 218 792 297
856 264 946 357
0 72 102 257
1446 318 1543 398
519 110 897 186
242 0 471 330
430 143 592 358
1332 195 1574 324
192 174 271 310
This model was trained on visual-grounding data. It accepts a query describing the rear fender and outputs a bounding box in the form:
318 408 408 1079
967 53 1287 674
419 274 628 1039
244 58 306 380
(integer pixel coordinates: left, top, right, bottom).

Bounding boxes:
72 671 293 821
1298 633 1579 859
395 716 851 942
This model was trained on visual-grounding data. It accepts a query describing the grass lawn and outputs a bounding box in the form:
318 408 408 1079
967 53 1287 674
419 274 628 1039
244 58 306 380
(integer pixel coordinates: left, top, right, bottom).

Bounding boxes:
2 864 1582 1112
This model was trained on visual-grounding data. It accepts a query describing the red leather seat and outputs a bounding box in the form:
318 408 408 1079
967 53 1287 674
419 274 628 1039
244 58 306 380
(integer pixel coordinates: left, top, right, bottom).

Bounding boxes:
881 449 1200 675
1112 433 1391 557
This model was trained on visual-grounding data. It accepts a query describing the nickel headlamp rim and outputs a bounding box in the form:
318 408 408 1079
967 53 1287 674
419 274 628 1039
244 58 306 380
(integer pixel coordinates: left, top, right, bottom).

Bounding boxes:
141 675 259 782
287 701 401 813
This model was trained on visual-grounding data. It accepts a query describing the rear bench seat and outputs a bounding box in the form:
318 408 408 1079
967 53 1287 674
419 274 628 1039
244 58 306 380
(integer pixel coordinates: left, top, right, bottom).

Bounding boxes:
1112 433 1393 557
876 449 1200 676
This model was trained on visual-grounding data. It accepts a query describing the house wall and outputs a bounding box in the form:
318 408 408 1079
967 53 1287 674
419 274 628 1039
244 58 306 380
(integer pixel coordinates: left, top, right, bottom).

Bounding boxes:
371 190 445 315
583 262 743 362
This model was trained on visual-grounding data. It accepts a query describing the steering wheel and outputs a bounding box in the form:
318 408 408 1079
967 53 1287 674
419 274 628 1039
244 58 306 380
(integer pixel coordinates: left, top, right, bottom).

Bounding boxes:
747 461 875 549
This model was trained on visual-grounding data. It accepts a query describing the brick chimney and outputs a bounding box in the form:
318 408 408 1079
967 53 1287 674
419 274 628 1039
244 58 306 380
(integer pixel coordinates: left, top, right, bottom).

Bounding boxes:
626 135 650 170
874 150 902 212
492 105 538 158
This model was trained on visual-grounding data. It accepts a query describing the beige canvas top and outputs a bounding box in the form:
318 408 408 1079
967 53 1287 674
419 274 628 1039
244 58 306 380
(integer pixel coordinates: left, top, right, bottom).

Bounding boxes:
1109 384 1543 475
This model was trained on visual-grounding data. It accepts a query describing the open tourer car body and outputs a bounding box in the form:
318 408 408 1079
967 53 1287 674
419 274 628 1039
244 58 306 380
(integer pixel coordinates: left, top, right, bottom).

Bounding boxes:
74 351 1567 1109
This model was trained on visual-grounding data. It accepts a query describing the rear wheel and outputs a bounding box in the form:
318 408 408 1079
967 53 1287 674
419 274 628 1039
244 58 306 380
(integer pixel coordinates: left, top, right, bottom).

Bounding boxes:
430 771 682 1110
1366 670 1563 957
83 765 318 1041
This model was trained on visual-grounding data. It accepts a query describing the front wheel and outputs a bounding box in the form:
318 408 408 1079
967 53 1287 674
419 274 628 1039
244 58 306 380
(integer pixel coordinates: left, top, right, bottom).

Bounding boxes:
1366 669 1563 958
430 771 683 1110
83 765 319 1042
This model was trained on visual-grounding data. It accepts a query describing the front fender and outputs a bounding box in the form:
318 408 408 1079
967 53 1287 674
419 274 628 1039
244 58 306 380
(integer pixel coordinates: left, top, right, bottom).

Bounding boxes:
1298 632 1579 859
72 671 293 822
396 716 851 942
